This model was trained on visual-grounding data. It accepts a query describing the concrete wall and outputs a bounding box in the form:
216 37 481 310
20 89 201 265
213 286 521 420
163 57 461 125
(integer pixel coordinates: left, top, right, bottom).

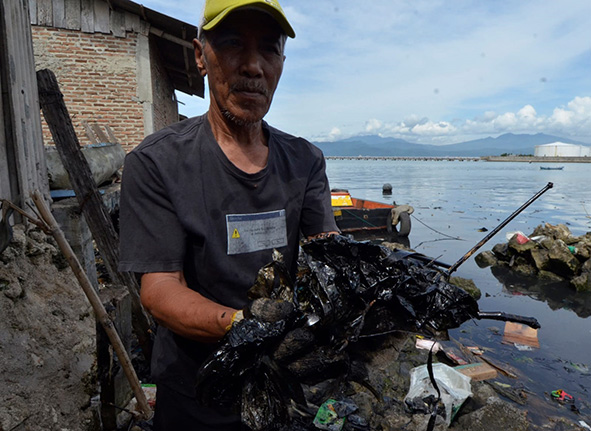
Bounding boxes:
150 37 178 133
32 26 145 152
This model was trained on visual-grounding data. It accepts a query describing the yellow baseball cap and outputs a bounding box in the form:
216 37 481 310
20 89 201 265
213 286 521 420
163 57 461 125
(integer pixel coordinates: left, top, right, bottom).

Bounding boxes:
201 0 295 38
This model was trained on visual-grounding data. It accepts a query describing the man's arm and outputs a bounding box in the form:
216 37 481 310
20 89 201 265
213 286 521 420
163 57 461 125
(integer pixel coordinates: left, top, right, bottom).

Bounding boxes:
140 271 237 343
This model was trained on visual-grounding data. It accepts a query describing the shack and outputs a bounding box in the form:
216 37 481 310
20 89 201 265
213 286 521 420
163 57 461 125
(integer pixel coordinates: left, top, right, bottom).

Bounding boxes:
28 0 204 151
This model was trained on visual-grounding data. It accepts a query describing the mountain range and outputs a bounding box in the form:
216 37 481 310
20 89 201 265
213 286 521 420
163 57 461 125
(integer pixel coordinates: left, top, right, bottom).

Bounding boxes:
313 133 590 157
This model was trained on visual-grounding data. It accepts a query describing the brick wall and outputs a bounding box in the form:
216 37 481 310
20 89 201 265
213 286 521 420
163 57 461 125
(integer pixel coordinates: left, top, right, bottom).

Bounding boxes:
32 26 144 152
149 37 179 133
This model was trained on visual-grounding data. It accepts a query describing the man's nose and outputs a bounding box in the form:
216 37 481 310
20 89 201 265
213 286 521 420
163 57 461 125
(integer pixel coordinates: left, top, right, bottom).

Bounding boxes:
239 47 263 77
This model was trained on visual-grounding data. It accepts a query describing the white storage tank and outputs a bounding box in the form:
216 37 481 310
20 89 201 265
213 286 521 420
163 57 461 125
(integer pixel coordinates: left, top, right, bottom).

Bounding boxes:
535 142 591 157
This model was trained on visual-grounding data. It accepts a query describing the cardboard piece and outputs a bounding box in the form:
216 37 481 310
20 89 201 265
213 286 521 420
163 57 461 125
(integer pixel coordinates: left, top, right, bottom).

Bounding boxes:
503 322 540 348
455 363 498 381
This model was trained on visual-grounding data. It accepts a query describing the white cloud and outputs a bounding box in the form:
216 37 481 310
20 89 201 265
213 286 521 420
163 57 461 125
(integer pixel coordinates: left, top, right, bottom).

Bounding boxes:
344 96 591 145
548 96 591 132
411 121 456 136
364 119 382 133
328 127 342 140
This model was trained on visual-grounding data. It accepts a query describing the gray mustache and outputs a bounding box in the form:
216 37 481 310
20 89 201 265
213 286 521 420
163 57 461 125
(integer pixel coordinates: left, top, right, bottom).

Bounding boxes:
231 81 269 97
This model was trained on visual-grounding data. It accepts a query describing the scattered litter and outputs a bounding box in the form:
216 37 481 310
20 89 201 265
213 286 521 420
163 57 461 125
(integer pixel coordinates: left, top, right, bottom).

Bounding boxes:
405 363 472 426
494 382 511 389
313 399 345 431
466 346 485 356
441 348 468 366
415 338 442 353
506 231 530 244
551 389 574 404
579 420 591 431
503 322 540 348
513 343 535 352
141 384 156 408
454 363 498 381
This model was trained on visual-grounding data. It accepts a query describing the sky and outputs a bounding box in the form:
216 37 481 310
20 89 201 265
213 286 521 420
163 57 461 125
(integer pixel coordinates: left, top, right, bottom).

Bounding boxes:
142 0 590 145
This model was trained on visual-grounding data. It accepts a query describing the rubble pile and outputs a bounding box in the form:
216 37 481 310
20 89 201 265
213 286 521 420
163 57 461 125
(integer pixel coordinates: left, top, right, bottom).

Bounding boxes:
0 226 98 430
475 223 591 292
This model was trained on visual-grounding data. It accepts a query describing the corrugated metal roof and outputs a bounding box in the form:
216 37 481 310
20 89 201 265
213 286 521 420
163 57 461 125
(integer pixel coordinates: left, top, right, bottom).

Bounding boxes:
109 0 204 98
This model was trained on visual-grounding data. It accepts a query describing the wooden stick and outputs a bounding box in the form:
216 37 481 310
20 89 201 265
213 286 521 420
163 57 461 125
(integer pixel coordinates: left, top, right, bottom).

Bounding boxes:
31 190 153 420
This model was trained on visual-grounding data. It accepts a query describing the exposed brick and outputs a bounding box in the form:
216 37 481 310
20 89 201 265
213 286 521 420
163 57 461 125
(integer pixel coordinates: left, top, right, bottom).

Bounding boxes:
32 25 178 150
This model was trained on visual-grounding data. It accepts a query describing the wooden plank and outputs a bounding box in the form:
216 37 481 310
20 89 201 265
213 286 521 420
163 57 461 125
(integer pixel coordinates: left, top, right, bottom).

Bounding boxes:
81 120 99 144
29 0 38 25
105 125 119 144
80 0 93 33
0 67 11 201
52 0 66 28
110 8 125 38
37 0 53 26
93 0 109 33
36 69 153 362
124 11 139 32
0 0 49 207
91 123 110 143
65 0 81 30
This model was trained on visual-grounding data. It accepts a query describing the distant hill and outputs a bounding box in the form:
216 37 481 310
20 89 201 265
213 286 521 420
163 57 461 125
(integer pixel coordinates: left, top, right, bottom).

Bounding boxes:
313 133 589 157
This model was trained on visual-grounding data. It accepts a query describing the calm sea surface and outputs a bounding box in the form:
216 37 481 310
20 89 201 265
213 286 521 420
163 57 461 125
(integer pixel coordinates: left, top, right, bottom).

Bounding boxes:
325 159 591 424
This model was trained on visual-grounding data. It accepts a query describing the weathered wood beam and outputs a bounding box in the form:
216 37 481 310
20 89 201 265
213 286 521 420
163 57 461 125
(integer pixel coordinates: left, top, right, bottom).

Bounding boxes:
36 68 153 362
149 26 193 49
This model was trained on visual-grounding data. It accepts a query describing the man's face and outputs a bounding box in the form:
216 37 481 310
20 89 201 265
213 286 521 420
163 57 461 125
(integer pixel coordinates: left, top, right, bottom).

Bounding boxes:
195 9 286 126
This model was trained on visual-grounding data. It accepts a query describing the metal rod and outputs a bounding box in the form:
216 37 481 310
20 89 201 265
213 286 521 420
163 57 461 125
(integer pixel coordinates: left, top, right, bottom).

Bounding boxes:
477 311 541 329
446 182 554 276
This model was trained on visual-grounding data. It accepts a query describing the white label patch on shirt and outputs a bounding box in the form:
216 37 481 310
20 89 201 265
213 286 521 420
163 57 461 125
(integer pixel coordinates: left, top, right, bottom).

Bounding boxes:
226 209 288 255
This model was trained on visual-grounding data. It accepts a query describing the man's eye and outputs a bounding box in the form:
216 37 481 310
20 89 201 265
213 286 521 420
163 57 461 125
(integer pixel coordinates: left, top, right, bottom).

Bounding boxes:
264 45 281 55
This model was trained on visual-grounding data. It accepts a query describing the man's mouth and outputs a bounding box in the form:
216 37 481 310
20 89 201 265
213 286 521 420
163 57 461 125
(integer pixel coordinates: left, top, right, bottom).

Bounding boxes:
232 82 269 98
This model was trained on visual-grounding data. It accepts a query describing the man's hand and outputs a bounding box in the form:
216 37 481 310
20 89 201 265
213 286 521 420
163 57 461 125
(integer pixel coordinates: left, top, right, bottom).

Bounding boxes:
225 298 296 332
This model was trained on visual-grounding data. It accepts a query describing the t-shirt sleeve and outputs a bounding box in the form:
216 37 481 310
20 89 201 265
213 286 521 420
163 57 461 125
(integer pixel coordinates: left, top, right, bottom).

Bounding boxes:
299 150 339 237
118 151 186 274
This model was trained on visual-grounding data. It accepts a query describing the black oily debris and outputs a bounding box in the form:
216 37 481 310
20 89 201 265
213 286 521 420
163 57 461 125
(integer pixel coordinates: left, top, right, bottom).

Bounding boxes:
195 235 479 430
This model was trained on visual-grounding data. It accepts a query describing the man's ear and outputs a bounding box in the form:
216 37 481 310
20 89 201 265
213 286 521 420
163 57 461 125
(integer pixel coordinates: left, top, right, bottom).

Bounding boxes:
193 39 207 77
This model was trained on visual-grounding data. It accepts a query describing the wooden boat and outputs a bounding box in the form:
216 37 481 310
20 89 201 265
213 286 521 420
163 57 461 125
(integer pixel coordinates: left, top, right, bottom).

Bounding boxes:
540 166 564 170
331 190 412 236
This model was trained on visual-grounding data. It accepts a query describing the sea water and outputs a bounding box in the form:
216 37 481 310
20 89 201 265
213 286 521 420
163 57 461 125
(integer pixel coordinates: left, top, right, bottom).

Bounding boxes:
326 159 591 423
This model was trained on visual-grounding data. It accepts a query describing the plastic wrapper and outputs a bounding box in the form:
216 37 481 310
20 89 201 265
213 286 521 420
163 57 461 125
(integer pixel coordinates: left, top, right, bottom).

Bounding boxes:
404 363 472 426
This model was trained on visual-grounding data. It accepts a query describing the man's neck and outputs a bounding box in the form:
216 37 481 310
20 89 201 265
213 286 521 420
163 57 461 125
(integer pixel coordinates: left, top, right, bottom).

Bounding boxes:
207 109 269 174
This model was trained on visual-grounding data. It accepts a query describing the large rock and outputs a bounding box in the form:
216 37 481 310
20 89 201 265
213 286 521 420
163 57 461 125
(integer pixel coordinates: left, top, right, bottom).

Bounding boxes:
547 240 580 277
508 235 538 254
475 251 497 268
530 248 549 272
492 242 510 259
450 277 482 300
571 272 591 292
531 223 573 243
455 397 530 431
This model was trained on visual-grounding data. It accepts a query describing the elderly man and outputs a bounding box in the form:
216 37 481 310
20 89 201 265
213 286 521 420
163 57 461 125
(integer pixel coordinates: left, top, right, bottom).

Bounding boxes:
118 0 338 428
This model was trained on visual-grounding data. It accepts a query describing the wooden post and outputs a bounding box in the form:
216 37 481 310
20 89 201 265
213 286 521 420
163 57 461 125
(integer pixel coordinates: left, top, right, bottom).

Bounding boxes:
36 69 153 362
31 191 152 421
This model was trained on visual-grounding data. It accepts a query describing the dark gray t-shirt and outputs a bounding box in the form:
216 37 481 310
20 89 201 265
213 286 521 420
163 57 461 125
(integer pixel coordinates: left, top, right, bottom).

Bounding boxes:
119 114 337 396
